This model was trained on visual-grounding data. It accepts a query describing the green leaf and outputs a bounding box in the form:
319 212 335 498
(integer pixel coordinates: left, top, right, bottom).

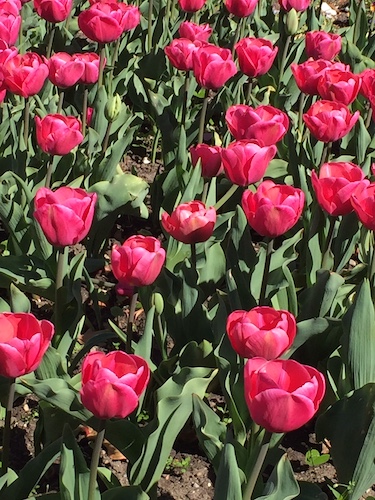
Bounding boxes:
9 283 30 313
101 486 150 499
296 482 328 499
256 454 300 500
305 449 330 467
214 438 243 500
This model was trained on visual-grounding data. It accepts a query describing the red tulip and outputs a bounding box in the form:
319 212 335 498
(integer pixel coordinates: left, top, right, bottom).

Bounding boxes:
86 106 94 127
291 59 348 95
35 114 83 156
303 100 360 143
192 44 237 90
34 0 72 23
244 357 326 433
179 21 212 42
0 312 54 378
235 37 277 78
317 69 361 106
280 0 310 11
242 180 305 237
80 351 150 420
0 41 17 91
225 0 258 17
33 187 97 247
178 0 206 12
3 52 48 97
312 162 369 216
226 306 296 359
305 31 342 60
221 140 276 186
162 200 216 244
351 184 375 231
360 68 375 101
48 52 84 89
78 2 140 43
190 144 223 178
164 38 202 72
111 235 166 294
73 53 101 85
225 104 289 145
0 1 21 46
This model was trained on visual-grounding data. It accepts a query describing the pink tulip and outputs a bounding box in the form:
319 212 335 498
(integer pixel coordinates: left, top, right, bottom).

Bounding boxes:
178 0 206 12
192 44 237 90
0 1 21 46
179 21 212 41
235 37 278 78
48 52 85 89
225 104 289 145
190 144 223 178
225 0 258 17
111 235 166 294
3 52 48 97
0 41 17 92
73 53 101 85
291 59 348 95
242 180 305 237
244 357 326 432
165 38 202 72
35 114 83 156
0 312 54 378
305 31 342 60
317 69 361 106
280 0 310 11
226 306 296 359
80 351 150 420
34 0 72 23
351 184 375 231
33 187 97 247
221 140 276 186
161 200 216 244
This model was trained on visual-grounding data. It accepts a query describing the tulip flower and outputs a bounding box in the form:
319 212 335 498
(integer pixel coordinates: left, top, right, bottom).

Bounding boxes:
317 69 361 106
225 104 289 145
305 31 342 60
226 306 296 359
161 200 216 244
179 21 212 42
303 100 360 143
0 1 21 46
33 187 97 247
312 162 369 216
0 41 17 92
73 53 101 85
80 351 150 420
111 235 166 294
291 59 348 95
280 0 311 11
244 357 326 433
351 184 375 231
225 0 258 17
0 312 54 378
192 45 237 90
235 37 278 78
164 38 203 72
3 52 48 97
35 114 83 156
242 180 305 237
34 0 72 23
178 0 206 12
190 144 223 178
360 68 375 101
78 2 140 43
48 52 85 89
221 140 276 186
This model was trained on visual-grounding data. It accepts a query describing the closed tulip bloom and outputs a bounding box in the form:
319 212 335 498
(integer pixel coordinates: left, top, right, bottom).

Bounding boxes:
0 1 21 46
312 162 369 216
80 351 150 420
225 0 258 17
78 3 140 43
242 180 305 237
162 201 216 244
0 312 54 378
221 140 276 186
35 114 83 156
317 69 361 106
34 187 97 247
226 307 296 360
111 235 166 292
192 45 237 90
34 0 72 23
351 184 375 231
179 21 212 42
48 52 84 88
178 0 206 12
235 37 278 78
190 144 223 178
305 31 342 60
74 53 101 85
225 104 289 145
244 357 326 433
291 59 348 95
303 100 360 143
280 0 310 11
360 68 375 100
165 38 202 71
0 41 17 91
3 52 48 97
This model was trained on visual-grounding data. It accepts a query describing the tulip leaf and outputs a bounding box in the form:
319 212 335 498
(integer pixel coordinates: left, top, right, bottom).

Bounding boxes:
9 283 30 313
101 486 150 499
214 437 244 500
296 482 328 500
255 454 300 500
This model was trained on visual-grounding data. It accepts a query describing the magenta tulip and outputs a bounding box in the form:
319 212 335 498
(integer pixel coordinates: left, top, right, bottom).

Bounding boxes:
351 184 375 231
34 0 72 23
305 31 342 60
179 21 212 41
35 114 83 156
3 52 48 97
235 37 278 78
190 144 223 178
48 52 84 88
192 44 237 90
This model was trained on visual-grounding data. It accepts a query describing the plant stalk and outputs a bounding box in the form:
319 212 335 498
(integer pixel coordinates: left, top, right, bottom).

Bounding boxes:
87 420 106 500
46 24 56 58
45 155 54 188
246 78 254 104
198 89 210 144
23 97 30 147
82 87 89 137
319 141 332 167
190 243 197 272
181 71 190 128
214 184 239 211
126 290 138 353
98 45 106 88
259 238 274 306
57 90 64 114
322 216 336 270
231 17 243 58
102 122 112 154
148 0 154 52
53 246 68 348
1 378 15 479
243 432 271 500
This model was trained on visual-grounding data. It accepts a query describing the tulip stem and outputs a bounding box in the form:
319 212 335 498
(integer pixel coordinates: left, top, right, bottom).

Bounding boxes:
57 90 64 114
45 155 54 188
278 35 292 91
1 378 15 479
214 184 239 211
23 97 30 147
246 78 254 105
201 181 209 204
297 92 306 143
322 216 336 270
126 291 138 353
190 243 197 271
365 106 373 129
98 45 106 88
148 0 154 52
82 87 89 137
319 141 332 168
87 420 106 500
102 122 112 154
243 431 271 500
109 38 121 93
181 71 190 128
53 246 68 348
231 17 243 58
259 238 274 306
46 24 56 59
198 89 210 144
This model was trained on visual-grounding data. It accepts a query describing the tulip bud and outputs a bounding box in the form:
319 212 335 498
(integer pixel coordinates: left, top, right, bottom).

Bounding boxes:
151 292 164 314
285 9 299 35
105 94 122 122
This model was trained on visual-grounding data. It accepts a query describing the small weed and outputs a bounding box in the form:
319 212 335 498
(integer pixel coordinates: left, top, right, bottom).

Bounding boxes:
165 455 191 474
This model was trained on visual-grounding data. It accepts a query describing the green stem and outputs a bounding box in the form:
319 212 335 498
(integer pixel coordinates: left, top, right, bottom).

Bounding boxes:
190 243 197 272
243 432 271 500
181 71 190 128
371 9 375 34
319 141 332 168
109 38 121 93
87 420 106 500
259 238 274 306
365 106 373 129
214 184 239 211
201 181 209 204
246 78 254 104
151 128 161 164
126 291 138 353
322 216 336 270
369 232 375 281
98 45 106 88
297 92 306 142
53 246 68 348
57 90 64 114
278 34 292 86
231 17 242 58
23 97 30 147
2 379 15 479
156 314 167 360
102 122 112 154
148 0 154 52
198 89 210 144
46 24 56 58
45 155 54 188
82 87 89 137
